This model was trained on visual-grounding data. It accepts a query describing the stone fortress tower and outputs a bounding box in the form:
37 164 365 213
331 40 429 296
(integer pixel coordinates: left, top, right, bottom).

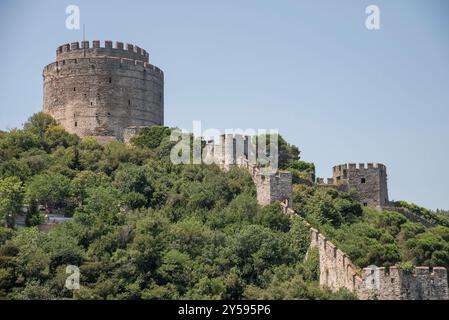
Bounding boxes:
204 134 293 208
43 40 164 142
318 163 389 209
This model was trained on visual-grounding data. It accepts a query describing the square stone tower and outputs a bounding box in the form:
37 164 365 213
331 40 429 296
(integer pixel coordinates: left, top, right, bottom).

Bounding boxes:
332 163 389 208
254 171 293 208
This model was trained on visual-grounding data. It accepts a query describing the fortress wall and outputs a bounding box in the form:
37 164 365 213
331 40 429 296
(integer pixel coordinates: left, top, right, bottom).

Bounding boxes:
309 228 362 292
254 173 273 207
207 137 447 300
399 267 448 300
358 266 449 300
309 228 448 300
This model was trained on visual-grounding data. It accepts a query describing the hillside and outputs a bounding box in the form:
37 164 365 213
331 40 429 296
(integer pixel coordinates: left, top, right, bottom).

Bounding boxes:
293 185 449 270
0 113 355 300
0 113 448 300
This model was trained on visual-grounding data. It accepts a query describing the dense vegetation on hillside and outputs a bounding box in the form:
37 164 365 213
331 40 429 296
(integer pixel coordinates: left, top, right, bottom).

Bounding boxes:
0 112 448 300
293 186 449 269
0 113 356 300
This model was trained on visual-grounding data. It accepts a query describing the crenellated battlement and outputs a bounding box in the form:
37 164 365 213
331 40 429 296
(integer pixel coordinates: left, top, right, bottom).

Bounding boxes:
43 56 163 79
318 162 389 208
358 265 449 300
361 266 448 277
309 227 449 299
55 40 150 63
309 227 363 292
333 163 386 176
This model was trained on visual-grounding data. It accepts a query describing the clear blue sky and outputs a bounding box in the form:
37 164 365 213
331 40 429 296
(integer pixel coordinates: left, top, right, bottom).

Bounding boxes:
1 0 448 209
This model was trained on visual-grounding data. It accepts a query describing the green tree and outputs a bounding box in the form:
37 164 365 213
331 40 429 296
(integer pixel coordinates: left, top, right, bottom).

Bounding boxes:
256 203 291 232
131 125 172 149
406 226 449 266
113 164 152 197
0 159 32 181
230 225 293 282
70 171 111 207
0 129 40 158
26 173 71 213
23 113 56 139
44 125 80 151
83 186 120 217
0 177 24 227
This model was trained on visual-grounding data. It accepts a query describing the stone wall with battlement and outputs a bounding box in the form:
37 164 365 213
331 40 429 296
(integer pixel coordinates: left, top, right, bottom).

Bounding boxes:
56 41 150 63
309 228 364 292
205 134 292 208
43 41 164 141
206 136 447 299
309 227 449 300
358 266 449 300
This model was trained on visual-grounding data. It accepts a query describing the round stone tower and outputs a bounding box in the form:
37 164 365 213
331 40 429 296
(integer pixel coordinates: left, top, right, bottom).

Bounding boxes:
43 40 164 142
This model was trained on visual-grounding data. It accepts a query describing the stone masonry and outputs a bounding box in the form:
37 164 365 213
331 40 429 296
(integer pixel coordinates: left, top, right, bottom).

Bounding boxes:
309 227 449 300
43 41 164 142
317 163 389 209
254 171 293 208
204 134 293 208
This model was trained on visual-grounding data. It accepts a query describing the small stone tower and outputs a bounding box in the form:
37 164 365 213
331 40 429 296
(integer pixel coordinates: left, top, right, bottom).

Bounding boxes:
328 163 389 208
254 171 293 208
205 134 293 208
43 41 164 142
